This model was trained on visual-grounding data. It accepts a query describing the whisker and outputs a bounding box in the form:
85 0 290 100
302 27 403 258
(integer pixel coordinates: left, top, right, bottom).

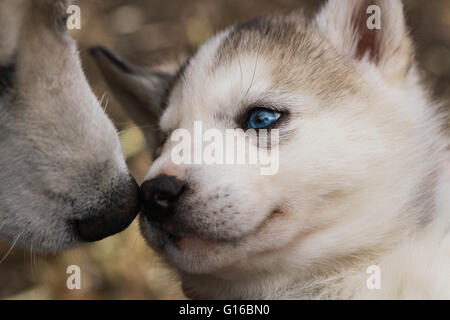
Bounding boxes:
99 92 107 106
103 95 110 113
245 54 259 97
29 240 35 278
0 231 24 264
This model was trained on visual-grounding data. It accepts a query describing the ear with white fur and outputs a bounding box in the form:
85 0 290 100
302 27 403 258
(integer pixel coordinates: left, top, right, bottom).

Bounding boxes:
90 46 173 154
315 0 414 85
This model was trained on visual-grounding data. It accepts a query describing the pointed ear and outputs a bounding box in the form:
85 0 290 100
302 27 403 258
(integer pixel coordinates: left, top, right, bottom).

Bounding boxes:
315 0 414 85
90 46 173 154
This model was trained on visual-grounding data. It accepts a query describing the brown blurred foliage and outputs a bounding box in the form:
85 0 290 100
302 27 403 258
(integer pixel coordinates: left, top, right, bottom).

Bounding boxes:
1 0 449 299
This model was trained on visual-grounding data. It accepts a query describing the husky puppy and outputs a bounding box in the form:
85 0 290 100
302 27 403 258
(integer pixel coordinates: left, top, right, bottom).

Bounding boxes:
93 0 450 299
0 0 140 252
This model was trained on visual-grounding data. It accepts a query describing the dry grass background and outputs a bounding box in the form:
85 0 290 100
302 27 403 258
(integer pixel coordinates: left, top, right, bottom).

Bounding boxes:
0 0 449 299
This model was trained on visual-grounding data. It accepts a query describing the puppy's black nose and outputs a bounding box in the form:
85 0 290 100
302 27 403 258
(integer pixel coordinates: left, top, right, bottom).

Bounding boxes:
140 175 185 223
76 175 141 242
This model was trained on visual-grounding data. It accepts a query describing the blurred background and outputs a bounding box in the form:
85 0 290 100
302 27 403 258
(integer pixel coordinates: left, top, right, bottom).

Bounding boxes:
1 0 449 299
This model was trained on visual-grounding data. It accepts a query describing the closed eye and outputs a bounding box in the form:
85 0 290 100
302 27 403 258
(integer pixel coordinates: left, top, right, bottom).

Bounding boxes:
247 108 282 129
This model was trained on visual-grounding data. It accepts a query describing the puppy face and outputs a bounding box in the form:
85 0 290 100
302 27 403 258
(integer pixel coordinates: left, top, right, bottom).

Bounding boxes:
94 0 440 297
139 22 389 273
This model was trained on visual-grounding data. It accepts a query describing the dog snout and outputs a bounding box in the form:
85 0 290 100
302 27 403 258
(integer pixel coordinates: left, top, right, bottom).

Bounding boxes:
140 175 185 223
75 175 141 242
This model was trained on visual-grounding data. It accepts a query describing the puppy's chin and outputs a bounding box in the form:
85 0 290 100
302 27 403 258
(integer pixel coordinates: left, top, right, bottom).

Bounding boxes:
139 214 244 274
138 209 293 275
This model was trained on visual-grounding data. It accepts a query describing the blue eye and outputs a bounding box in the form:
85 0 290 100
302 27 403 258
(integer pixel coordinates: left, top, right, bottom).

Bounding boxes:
248 109 281 129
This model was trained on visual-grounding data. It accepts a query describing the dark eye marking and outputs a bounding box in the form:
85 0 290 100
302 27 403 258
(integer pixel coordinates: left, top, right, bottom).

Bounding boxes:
0 63 15 97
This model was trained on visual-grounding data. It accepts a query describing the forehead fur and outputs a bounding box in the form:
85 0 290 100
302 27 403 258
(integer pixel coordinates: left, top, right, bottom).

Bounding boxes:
171 13 363 107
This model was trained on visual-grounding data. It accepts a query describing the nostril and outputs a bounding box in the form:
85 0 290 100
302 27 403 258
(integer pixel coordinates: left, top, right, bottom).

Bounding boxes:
154 191 171 208
140 175 185 223
155 191 169 201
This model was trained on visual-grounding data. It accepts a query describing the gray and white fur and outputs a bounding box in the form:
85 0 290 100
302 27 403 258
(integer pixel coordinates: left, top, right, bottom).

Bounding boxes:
0 0 140 252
